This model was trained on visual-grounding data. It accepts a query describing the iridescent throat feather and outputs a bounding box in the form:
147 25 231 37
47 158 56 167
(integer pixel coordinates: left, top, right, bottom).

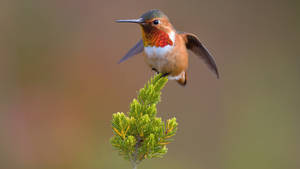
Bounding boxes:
141 27 173 47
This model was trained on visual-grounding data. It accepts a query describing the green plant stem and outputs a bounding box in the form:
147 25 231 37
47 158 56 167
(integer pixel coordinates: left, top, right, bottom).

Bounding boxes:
131 136 141 169
131 160 137 169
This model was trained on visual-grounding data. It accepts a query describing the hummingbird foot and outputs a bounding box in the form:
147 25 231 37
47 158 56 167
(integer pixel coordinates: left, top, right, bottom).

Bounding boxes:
161 72 170 77
152 68 159 73
151 68 169 78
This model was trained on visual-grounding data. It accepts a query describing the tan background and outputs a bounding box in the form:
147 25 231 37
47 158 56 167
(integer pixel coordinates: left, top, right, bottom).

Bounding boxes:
1 0 299 169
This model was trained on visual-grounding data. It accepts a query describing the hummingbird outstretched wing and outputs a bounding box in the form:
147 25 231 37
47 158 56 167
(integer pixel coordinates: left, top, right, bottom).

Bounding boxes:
180 32 219 78
118 39 144 63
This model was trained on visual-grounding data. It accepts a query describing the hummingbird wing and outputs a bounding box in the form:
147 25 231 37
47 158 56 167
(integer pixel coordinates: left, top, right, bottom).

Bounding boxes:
180 32 219 78
118 39 144 63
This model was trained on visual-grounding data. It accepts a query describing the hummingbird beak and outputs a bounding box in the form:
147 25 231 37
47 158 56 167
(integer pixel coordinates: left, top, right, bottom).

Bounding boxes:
115 18 144 24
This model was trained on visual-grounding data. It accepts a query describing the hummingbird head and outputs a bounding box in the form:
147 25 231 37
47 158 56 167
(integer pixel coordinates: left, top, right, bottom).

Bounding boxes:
116 9 175 47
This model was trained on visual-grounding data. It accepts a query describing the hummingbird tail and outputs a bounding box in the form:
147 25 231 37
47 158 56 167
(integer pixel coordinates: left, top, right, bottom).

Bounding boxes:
176 72 187 86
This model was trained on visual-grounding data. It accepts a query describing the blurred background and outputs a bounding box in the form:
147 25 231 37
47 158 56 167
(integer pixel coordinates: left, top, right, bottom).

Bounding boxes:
1 0 299 169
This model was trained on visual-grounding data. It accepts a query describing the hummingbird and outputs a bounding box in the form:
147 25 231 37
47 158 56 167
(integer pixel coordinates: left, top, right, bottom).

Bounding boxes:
116 9 219 85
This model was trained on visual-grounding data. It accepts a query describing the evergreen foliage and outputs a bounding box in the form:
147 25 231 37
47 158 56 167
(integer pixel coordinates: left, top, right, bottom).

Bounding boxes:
110 74 178 169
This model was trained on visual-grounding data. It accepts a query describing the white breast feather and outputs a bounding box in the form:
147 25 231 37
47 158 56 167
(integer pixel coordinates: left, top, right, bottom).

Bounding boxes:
144 45 173 58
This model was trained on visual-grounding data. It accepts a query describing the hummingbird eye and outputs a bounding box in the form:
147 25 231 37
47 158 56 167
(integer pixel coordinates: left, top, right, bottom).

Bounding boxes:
153 20 160 25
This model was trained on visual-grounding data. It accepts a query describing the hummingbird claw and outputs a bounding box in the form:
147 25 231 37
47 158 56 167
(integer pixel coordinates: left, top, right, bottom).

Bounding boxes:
152 68 159 73
161 72 170 78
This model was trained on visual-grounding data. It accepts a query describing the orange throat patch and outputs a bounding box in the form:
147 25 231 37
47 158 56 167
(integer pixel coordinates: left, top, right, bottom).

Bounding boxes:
142 28 173 47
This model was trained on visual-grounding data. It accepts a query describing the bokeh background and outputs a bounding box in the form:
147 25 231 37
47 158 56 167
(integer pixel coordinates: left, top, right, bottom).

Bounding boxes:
1 0 299 169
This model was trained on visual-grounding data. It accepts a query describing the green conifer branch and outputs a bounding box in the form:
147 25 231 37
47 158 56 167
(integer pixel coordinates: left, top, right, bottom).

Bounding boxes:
110 74 178 169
